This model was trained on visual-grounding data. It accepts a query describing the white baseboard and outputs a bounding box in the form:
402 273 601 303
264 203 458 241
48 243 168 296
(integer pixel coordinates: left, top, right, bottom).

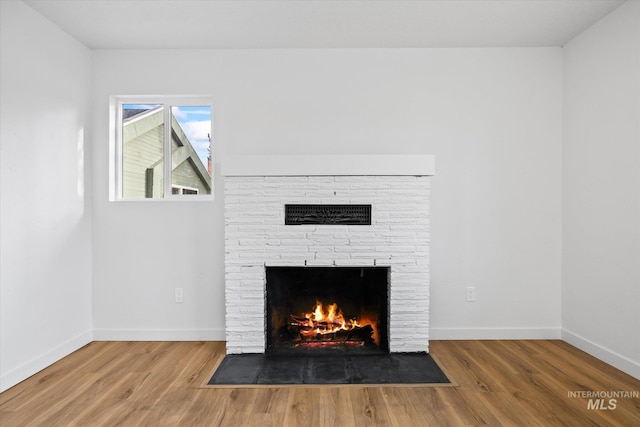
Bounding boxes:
0 330 93 393
562 328 640 380
429 327 562 340
92 328 225 341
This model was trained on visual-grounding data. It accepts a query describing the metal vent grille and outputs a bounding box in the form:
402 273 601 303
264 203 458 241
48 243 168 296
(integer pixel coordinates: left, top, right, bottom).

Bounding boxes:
285 204 372 225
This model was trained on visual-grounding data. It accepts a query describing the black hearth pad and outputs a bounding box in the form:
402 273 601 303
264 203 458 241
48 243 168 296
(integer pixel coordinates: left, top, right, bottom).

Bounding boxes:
207 352 450 385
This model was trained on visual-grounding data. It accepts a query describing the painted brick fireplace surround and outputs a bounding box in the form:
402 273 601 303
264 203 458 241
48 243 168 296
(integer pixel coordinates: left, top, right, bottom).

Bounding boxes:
222 155 434 354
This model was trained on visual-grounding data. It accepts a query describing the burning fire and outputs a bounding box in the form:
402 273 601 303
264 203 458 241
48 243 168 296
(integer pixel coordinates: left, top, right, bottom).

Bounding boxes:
304 300 360 336
289 300 378 345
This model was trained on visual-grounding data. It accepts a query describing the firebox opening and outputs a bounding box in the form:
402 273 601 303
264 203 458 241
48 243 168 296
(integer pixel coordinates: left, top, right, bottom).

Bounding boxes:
265 266 390 354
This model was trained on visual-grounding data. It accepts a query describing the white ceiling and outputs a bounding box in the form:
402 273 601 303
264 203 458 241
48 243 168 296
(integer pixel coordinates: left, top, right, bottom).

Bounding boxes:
23 0 625 49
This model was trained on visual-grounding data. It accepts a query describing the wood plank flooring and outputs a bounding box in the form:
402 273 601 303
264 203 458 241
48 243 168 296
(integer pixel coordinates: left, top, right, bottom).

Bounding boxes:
1 340 638 426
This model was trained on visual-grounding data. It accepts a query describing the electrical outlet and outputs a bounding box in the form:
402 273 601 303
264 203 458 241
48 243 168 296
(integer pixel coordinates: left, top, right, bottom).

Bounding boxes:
466 286 476 302
175 288 184 303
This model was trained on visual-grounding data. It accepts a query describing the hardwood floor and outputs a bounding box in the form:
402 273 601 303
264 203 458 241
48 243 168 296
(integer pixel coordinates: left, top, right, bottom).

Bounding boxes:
1 340 638 426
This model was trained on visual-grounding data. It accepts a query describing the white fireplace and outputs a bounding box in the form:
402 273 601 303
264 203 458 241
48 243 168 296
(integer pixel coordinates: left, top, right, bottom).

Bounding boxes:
222 155 434 354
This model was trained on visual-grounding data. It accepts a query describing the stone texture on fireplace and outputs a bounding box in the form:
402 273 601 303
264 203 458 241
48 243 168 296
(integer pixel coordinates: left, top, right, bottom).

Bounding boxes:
223 156 433 355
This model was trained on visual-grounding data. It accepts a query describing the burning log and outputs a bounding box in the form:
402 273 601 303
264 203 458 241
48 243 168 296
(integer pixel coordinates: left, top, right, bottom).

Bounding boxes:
290 324 374 343
285 300 376 346
289 314 309 324
290 315 343 329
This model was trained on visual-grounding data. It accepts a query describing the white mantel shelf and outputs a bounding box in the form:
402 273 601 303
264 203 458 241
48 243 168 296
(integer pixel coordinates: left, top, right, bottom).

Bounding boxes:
221 155 435 177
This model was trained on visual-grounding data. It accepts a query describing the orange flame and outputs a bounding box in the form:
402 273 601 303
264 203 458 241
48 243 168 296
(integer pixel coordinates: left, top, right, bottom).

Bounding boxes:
304 300 356 334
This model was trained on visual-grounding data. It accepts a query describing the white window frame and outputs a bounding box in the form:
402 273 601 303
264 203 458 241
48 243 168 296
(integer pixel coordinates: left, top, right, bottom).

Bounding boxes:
109 95 214 201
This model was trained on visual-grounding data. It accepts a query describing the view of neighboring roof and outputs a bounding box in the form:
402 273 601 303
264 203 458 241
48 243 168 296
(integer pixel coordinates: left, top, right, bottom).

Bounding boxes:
123 108 152 120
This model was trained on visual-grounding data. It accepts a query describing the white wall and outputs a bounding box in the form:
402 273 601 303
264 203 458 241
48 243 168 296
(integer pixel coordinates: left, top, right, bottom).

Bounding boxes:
562 1 640 379
0 1 93 392
91 48 562 341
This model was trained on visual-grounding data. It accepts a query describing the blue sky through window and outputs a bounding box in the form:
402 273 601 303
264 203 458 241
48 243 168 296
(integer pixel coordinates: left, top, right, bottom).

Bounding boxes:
171 106 211 170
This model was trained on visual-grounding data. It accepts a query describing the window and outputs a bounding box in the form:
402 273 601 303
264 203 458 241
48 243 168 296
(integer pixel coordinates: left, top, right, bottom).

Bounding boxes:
172 185 199 195
110 96 213 200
